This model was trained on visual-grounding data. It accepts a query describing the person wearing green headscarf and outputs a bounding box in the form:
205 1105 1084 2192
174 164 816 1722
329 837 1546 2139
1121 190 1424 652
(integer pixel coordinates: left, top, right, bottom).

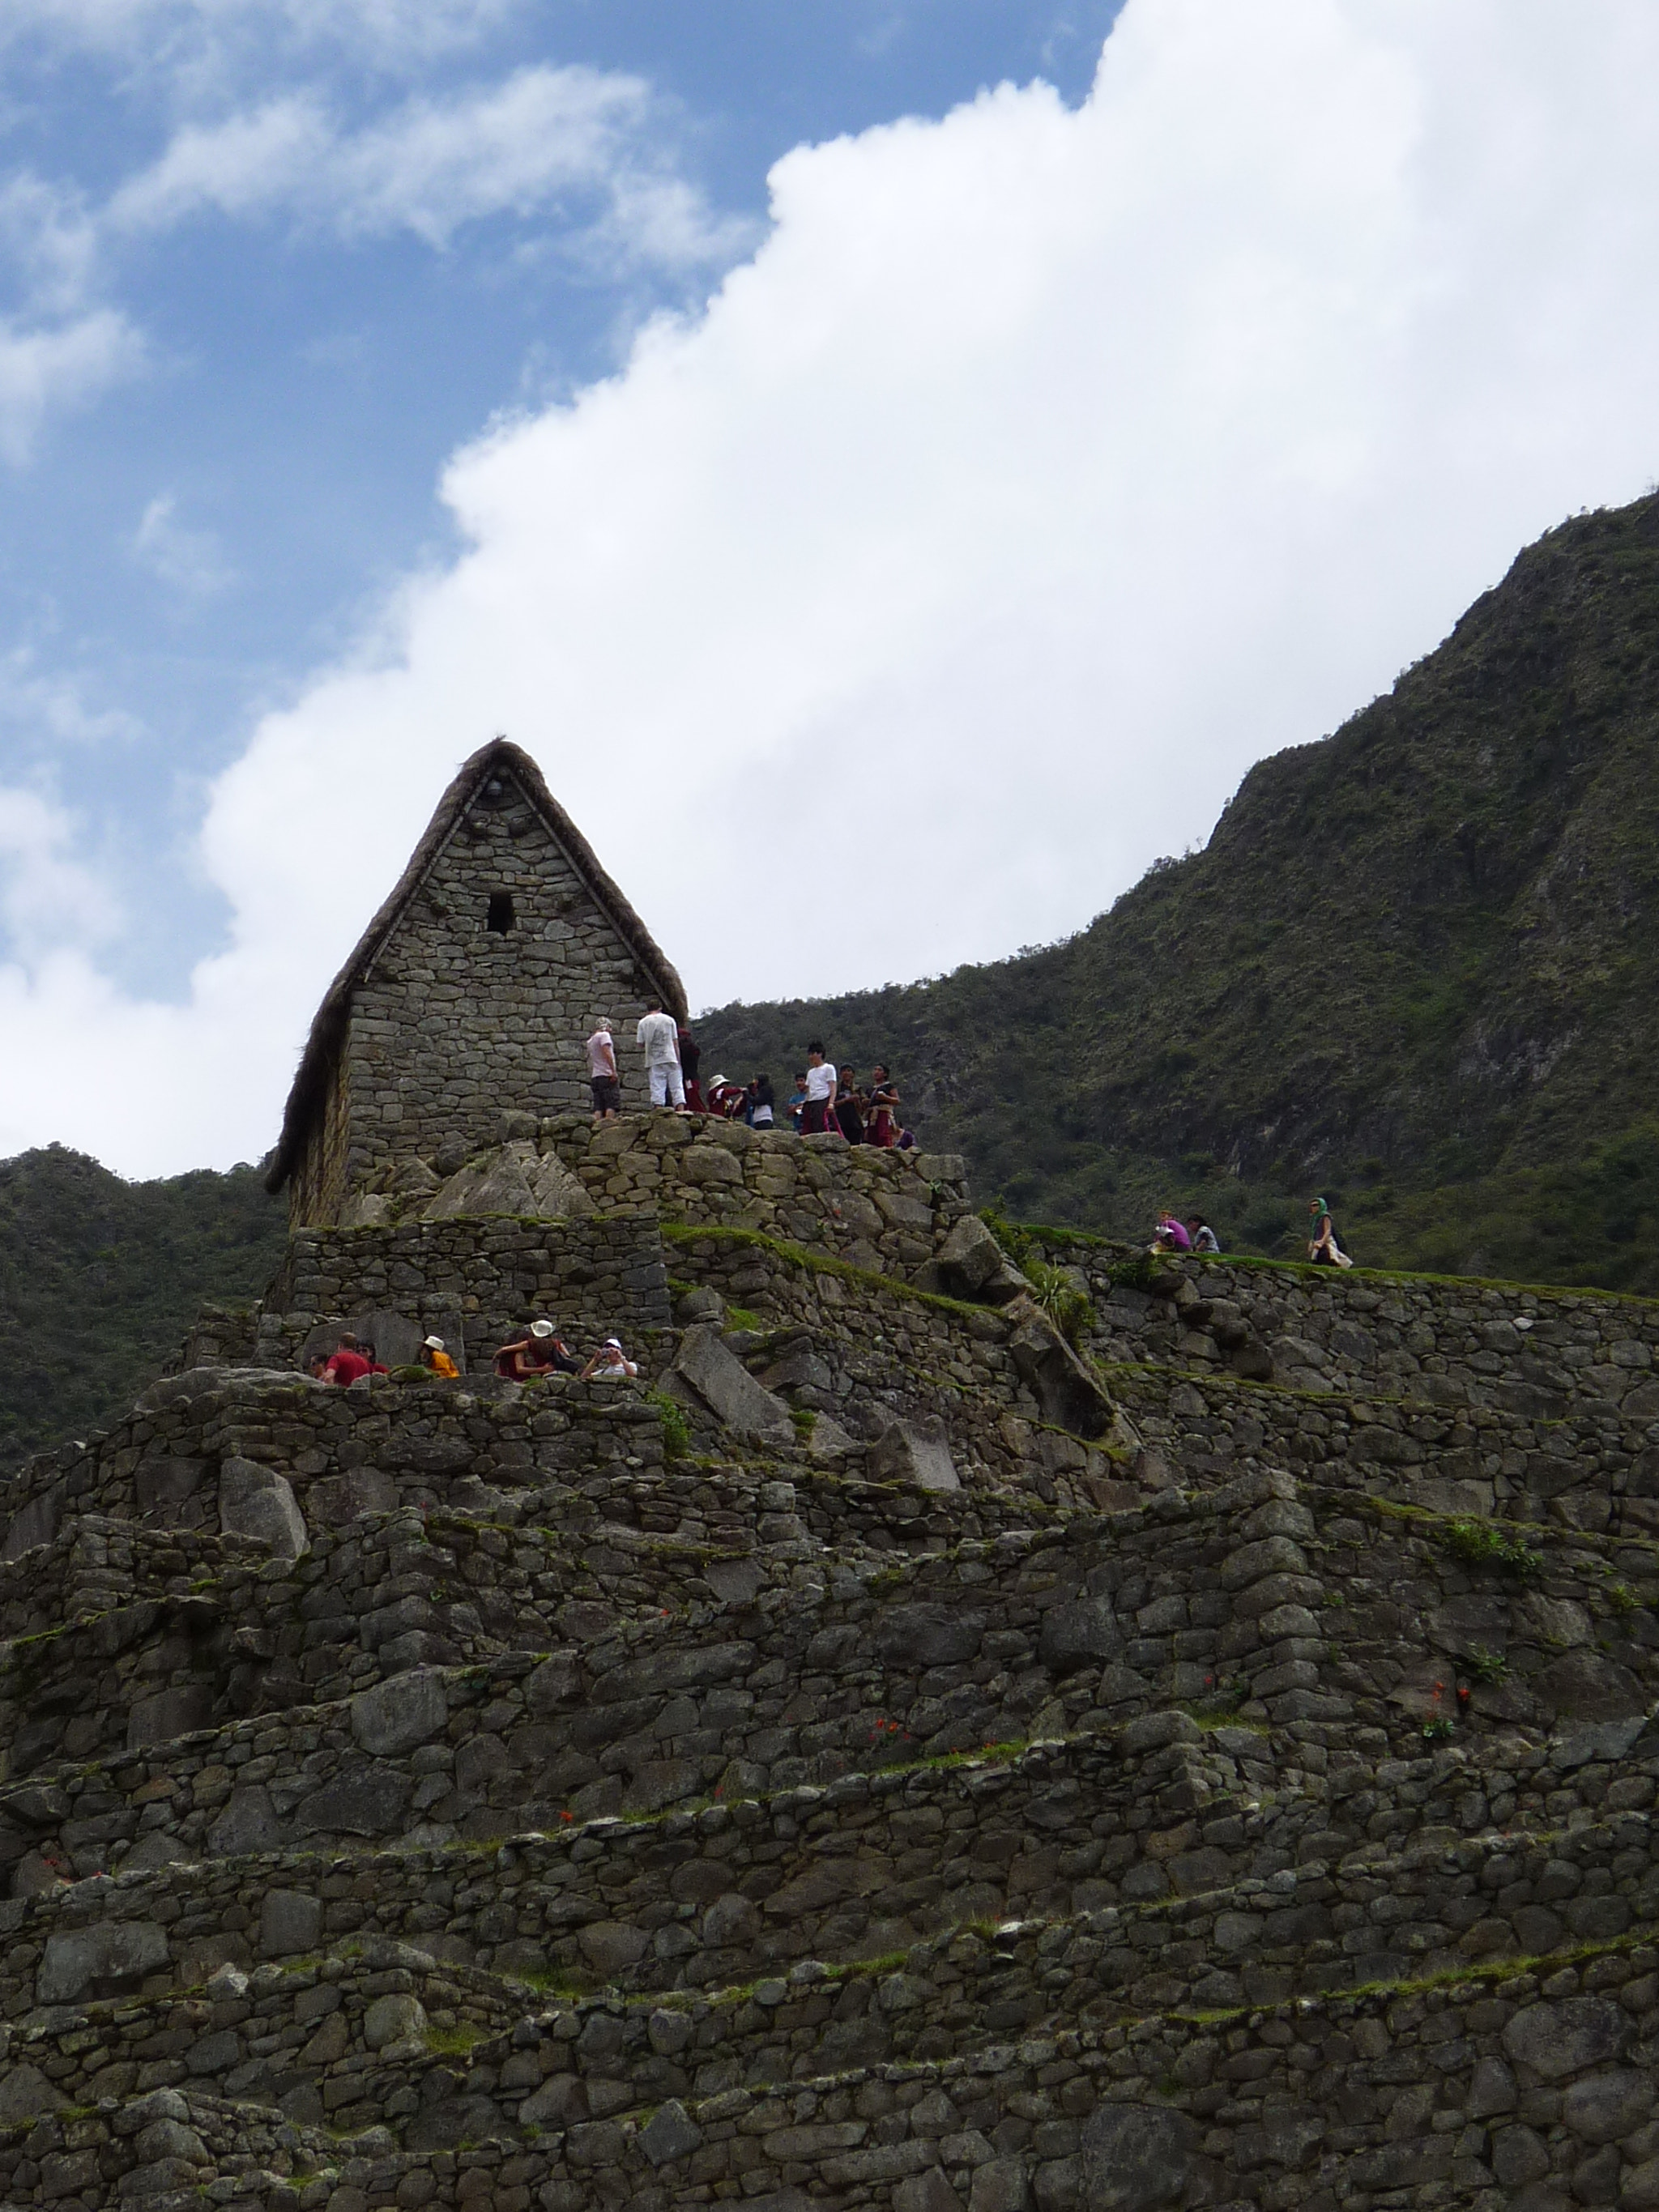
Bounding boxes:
1307 1196 1349 1266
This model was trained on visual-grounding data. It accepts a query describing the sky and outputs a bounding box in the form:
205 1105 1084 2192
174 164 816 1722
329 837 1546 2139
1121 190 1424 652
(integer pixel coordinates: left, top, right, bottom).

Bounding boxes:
2 0 1658 1177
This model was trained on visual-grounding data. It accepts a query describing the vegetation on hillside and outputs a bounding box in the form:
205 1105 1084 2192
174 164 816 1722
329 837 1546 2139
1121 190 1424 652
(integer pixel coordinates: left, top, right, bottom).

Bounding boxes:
702 493 1659 1294
0 1147 286 1472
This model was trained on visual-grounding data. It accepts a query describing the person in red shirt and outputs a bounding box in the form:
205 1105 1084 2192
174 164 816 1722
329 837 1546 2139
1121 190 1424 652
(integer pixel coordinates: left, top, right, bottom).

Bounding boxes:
322 1334 373 1385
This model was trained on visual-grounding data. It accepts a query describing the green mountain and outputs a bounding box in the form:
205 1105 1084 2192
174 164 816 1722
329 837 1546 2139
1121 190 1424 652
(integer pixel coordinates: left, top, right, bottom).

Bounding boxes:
0 1145 287 1471
702 492 1659 1292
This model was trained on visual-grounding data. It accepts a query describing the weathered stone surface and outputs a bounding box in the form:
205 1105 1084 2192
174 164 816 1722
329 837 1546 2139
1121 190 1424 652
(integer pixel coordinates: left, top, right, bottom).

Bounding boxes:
294 1762 412 1836
1503 1997 1630 2080
1 1481 63 1562
870 1415 960 1492
364 1991 428 2048
126 1682 213 1750
219 1455 308 1559
260 1890 323 1958
350 1666 450 1757
641 2099 703 2165
1038 1596 1121 1675
1080 2103 1199 2210
674 1323 795 1444
0 2064 61 2122
37 1919 168 2004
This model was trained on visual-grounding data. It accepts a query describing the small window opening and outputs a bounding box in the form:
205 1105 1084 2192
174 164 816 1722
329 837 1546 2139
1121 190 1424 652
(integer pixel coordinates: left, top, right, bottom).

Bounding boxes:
486 891 515 934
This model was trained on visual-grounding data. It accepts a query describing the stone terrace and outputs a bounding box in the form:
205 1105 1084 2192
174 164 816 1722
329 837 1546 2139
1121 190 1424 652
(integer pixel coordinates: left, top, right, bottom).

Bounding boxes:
4 1166 1659 2208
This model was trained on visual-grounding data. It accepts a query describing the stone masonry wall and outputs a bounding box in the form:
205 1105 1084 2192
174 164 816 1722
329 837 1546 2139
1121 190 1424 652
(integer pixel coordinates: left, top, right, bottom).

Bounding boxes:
258 1213 671 1373
1049 1233 1659 1424
3 1939 1659 2210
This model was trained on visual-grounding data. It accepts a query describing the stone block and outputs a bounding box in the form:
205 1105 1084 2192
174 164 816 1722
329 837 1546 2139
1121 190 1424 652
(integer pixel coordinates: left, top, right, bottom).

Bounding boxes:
1038 1597 1121 1675
1503 1996 1630 2080
219 1456 309 1559
127 1683 214 1750
870 1415 960 1492
38 1919 168 2004
2 1481 64 1561
674 1323 795 1444
640 2099 702 2166
365 1992 428 2048
261 1890 324 1957
1078 2103 1198 2210
134 1459 209 1517
351 1667 450 1757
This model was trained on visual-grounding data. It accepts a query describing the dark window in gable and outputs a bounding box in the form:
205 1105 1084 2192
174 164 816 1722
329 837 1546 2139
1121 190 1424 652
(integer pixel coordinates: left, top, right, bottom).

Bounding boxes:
487 892 515 934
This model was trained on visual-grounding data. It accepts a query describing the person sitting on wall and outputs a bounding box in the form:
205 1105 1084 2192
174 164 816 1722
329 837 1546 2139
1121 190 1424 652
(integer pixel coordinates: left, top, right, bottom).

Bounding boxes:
422 1335 460 1379
1187 1217 1222 1255
580 1335 639 1379
322 1333 373 1385
496 1319 580 1379
306 1352 331 1381
360 1340 389 1375
1149 1213 1192 1255
748 1072 776 1128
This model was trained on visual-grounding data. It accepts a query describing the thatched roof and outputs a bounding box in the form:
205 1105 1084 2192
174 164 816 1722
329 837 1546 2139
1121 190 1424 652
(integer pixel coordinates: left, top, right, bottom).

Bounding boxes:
266 738 687 1191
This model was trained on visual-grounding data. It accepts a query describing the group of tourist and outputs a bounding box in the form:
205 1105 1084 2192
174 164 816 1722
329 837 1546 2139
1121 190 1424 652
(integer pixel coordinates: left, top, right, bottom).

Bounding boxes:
305 1323 638 1386
1149 1196 1352 1267
584 1010 915 1148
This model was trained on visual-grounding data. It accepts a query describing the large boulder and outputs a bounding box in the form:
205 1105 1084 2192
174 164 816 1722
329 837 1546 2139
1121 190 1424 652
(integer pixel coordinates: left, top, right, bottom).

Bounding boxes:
935 1216 1031 1304
1 1481 64 1562
423 1143 539 1219
1006 1300 1118 1439
869 1417 960 1492
674 1326 795 1446
219 1457 308 1560
423 1140 595 1221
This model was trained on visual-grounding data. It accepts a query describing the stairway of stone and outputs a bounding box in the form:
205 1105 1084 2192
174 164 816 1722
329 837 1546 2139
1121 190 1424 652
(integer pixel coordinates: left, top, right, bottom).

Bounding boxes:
5 1229 1659 2210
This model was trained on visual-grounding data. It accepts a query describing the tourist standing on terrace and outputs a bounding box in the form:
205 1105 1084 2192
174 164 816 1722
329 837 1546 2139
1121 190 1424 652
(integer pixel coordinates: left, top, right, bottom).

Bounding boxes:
636 999 685 1110
801 1042 838 1133
586 1017 621 1121
866 1067 899 1147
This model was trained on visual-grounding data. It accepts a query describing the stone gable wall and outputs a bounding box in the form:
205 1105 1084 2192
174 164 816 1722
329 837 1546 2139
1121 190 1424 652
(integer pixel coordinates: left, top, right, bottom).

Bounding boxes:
300 769 671 1225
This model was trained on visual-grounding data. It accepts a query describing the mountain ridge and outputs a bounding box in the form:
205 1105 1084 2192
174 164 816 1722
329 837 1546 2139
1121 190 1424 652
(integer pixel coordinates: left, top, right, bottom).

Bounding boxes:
701 491 1659 1287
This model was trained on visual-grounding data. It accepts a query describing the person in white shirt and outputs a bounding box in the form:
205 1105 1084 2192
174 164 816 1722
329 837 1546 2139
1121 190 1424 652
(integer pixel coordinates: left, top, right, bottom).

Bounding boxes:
586 1019 620 1120
801 1040 838 1134
580 1336 639 1379
636 999 685 1109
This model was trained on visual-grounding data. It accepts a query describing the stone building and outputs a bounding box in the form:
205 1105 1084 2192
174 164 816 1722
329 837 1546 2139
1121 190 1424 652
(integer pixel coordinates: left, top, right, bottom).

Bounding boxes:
266 737 685 1226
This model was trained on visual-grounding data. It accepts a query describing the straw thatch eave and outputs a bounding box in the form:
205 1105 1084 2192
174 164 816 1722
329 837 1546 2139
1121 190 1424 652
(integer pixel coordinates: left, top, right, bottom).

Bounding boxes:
265 738 687 1192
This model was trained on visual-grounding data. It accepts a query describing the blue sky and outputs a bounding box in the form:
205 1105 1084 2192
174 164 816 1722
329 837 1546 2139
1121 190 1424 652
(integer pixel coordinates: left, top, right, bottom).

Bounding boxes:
3 1 1658 1174
0 0 1122 995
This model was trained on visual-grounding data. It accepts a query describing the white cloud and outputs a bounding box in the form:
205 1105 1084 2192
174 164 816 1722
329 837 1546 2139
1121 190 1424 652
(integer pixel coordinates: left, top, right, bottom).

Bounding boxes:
0 306 144 463
107 68 753 266
133 492 233 595
0 650 146 747
0 787 121 960
2 0 515 73
6 0 1659 1174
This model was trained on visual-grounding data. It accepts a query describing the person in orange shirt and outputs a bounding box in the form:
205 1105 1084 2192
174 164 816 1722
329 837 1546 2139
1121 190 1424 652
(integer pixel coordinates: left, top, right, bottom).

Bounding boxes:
421 1336 459 1379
